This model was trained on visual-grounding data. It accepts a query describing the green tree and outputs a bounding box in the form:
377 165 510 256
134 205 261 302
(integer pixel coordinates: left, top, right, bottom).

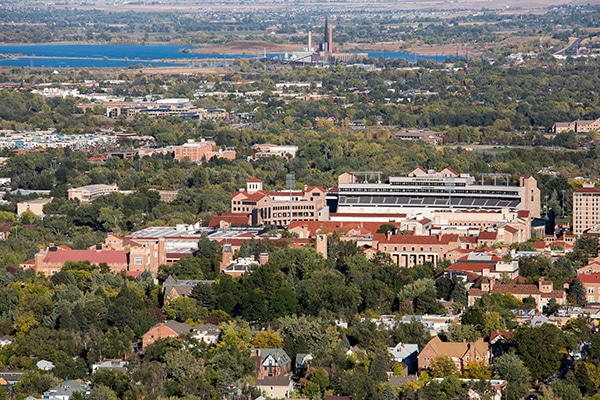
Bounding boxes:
430 356 459 378
463 360 492 380
445 323 480 342
510 324 567 381
163 297 207 323
369 349 389 383
301 367 330 399
251 331 283 348
493 353 531 400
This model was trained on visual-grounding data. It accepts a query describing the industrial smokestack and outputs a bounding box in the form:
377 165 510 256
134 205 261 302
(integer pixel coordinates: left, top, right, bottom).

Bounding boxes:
308 31 312 51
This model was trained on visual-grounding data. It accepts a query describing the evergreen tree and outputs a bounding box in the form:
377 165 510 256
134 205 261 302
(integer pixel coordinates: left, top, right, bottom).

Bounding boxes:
369 350 389 383
450 279 467 307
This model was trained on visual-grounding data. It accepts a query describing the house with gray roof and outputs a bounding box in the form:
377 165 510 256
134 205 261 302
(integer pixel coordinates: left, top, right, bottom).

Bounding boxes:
162 275 214 301
251 348 292 379
43 379 90 400
388 342 419 374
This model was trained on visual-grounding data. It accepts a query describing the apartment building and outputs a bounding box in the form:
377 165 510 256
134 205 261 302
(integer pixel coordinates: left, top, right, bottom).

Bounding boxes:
573 183 600 236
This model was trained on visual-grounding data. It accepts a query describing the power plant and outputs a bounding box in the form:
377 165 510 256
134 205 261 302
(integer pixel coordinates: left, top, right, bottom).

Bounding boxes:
287 17 367 65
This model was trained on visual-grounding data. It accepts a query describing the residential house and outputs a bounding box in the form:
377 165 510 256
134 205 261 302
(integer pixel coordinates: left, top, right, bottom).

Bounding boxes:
91 359 129 373
255 375 293 399
468 277 566 310
162 275 213 301
43 380 90 400
400 314 460 336
429 378 507 400
0 370 26 388
251 348 292 379
418 336 490 373
489 331 511 360
0 335 13 347
193 324 222 345
388 342 419 374
0 222 12 240
295 353 312 374
36 360 55 371
141 321 222 349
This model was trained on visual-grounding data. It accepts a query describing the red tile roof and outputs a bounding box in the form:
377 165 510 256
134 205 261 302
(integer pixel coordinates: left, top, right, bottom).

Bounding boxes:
489 330 511 343
517 210 530 218
457 253 504 262
443 166 459 175
575 187 600 193
478 231 497 240
447 262 496 272
0 222 13 233
289 221 401 237
578 273 600 284
44 249 128 265
374 233 458 245
247 178 263 183
208 213 250 228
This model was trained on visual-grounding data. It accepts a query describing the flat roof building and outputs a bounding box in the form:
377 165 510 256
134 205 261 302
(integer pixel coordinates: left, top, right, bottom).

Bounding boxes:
573 183 600 236
68 184 118 204
17 197 53 216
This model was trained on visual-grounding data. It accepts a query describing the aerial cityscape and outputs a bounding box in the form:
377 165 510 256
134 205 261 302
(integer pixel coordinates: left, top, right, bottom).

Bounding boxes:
0 0 600 399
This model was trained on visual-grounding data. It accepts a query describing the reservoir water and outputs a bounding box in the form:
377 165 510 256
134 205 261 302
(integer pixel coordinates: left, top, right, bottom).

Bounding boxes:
0 44 453 68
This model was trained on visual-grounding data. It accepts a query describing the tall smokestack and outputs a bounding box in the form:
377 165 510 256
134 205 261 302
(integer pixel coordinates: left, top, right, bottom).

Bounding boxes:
308 31 312 51
328 25 333 53
323 17 329 52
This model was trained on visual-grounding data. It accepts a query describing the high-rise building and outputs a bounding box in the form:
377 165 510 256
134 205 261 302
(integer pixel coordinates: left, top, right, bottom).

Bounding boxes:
573 183 600 236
